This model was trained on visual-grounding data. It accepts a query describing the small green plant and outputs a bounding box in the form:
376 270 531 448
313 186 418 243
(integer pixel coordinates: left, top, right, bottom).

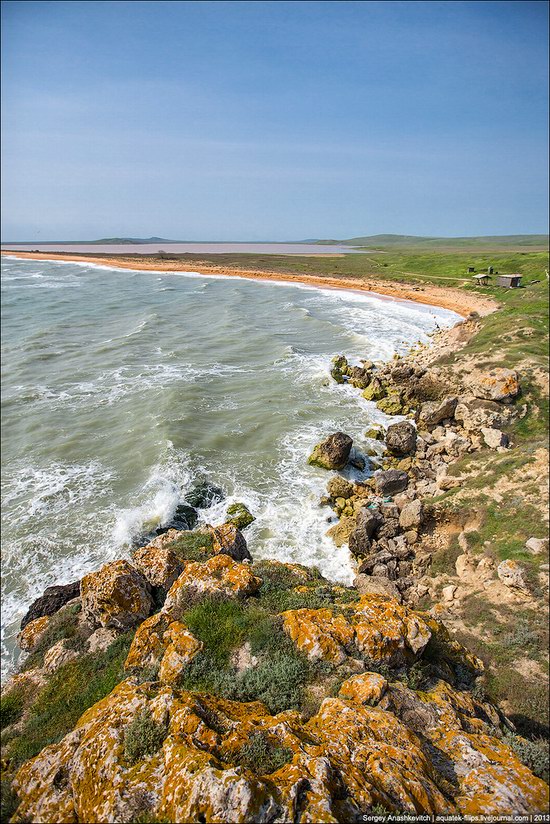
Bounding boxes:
0 689 25 730
0 777 19 822
503 732 549 782
123 708 167 764
22 602 85 672
234 731 293 774
167 531 213 562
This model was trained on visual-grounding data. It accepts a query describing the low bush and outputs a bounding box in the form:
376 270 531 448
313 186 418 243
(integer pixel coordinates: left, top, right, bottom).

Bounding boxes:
234 731 293 774
167 531 213 563
22 602 84 672
0 689 25 730
124 708 167 764
503 732 549 782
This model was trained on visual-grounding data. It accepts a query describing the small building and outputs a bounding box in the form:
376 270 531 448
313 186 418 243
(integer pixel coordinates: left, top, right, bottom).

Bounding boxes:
472 273 492 286
497 274 522 288
467 266 475 273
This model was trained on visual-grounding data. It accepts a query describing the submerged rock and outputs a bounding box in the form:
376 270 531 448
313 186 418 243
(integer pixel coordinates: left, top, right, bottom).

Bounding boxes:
20 580 80 630
185 480 225 509
307 432 353 470
225 502 256 530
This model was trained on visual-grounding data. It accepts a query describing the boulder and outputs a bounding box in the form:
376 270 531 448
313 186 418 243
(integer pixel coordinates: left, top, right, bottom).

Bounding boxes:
307 432 353 470
281 607 355 664
330 354 349 383
81 560 153 630
17 615 50 652
208 523 252 561
169 503 198 531
348 508 384 556
43 639 78 674
399 499 424 531
185 480 225 509
20 580 80 630
164 554 262 616
374 469 409 496
418 397 458 429
353 574 402 601
125 612 203 684
339 672 388 705
497 560 530 594
386 421 417 456
132 544 185 591
481 427 509 449
525 537 548 555
326 476 354 499
377 393 405 415
348 366 371 389
362 378 386 401
225 502 255 530
467 368 520 402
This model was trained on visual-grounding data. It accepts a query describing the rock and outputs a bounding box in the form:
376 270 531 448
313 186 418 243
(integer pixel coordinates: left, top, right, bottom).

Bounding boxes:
326 476 354 499
225 502 255 530
43 639 79 674
326 515 357 547
442 585 457 602
418 397 458 429
185 480 225 509
348 508 384 556
362 378 386 401
81 560 153 630
404 530 418 545
481 427 509 449
353 574 402 601
20 580 80 630
348 450 367 470
353 594 432 664
167 503 199 531
132 544 185 591
467 368 520 402
365 426 385 440
17 615 50 652
391 364 415 383
208 523 252 561
330 354 349 383
87 627 119 654
348 365 371 389
158 622 204 684
399 499 424 531
376 518 400 540
497 559 530 594
525 537 548 555
373 469 409 496
281 608 355 664
164 554 262 616
339 672 388 705
146 528 185 549
307 432 353 470
386 421 417 456
377 393 405 415
125 611 203 684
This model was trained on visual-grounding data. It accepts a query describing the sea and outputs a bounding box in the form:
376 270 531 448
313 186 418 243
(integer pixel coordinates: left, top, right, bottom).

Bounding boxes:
0 255 460 672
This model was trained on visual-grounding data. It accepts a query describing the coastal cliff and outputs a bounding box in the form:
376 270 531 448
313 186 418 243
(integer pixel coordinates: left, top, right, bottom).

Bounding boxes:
1 267 549 822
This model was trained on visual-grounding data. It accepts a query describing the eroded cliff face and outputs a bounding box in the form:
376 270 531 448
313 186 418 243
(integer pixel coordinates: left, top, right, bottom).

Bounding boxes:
3 550 549 823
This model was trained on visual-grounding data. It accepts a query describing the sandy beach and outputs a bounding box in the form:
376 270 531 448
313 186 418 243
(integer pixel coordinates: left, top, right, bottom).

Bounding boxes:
0 250 499 317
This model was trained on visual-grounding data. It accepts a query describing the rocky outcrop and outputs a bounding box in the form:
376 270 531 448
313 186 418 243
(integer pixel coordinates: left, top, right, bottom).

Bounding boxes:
20 581 80 630
124 612 203 683
417 396 458 429
131 543 185 591
164 554 262 616
17 616 50 652
467 367 520 402
185 480 225 509
208 523 252 561
80 560 153 630
308 432 353 470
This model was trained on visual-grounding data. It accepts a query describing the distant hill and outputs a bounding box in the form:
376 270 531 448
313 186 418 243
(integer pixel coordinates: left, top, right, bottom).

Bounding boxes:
90 236 176 244
314 233 549 250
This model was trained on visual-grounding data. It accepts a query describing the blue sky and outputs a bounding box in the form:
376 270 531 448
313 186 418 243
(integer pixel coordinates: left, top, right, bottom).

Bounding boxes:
1 0 548 240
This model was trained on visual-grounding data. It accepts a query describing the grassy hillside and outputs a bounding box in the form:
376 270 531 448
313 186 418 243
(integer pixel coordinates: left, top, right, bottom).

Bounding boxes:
315 234 550 251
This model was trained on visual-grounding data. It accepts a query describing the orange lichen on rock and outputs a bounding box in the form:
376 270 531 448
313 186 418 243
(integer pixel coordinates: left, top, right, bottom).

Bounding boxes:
352 594 432 664
131 543 185 590
124 612 202 683
17 616 50 652
281 608 354 664
338 672 388 705
163 554 262 617
80 560 153 630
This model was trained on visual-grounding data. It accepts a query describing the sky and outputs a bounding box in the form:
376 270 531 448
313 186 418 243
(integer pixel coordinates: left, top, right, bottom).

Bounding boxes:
1 0 548 241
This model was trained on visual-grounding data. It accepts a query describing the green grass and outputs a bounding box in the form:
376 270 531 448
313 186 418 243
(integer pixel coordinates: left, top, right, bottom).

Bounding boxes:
0 690 25 730
5 632 134 767
22 602 84 672
233 731 293 774
165 531 214 563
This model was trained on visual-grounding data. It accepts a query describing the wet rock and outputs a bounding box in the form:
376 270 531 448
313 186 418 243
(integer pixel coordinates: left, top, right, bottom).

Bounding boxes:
362 378 386 401
326 515 357 547
418 397 458 429
326 476 354 499
399 499 424 531
209 523 252 561
308 432 353 470
467 367 520 402
225 502 255 530
374 469 409 496
365 425 385 440
185 480 225 509
170 503 198 530
386 420 417 456
497 559 530 594
348 365 372 389
481 427 509 449
377 392 405 415
20 580 80 630
330 354 349 383
81 560 153 630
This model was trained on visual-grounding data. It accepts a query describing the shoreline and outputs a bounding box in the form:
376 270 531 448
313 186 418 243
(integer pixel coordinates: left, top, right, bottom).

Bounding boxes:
0 250 499 318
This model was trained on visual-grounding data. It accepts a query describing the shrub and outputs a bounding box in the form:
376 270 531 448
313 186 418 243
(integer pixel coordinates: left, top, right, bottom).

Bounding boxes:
0 777 19 822
123 709 167 764
503 732 549 782
235 651 308 713
22 602 84 672
0 689 25 730
234 731 293 775
167 531 213 563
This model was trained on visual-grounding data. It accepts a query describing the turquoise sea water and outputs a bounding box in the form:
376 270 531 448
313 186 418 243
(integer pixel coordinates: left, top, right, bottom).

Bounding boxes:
0 255 459 671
